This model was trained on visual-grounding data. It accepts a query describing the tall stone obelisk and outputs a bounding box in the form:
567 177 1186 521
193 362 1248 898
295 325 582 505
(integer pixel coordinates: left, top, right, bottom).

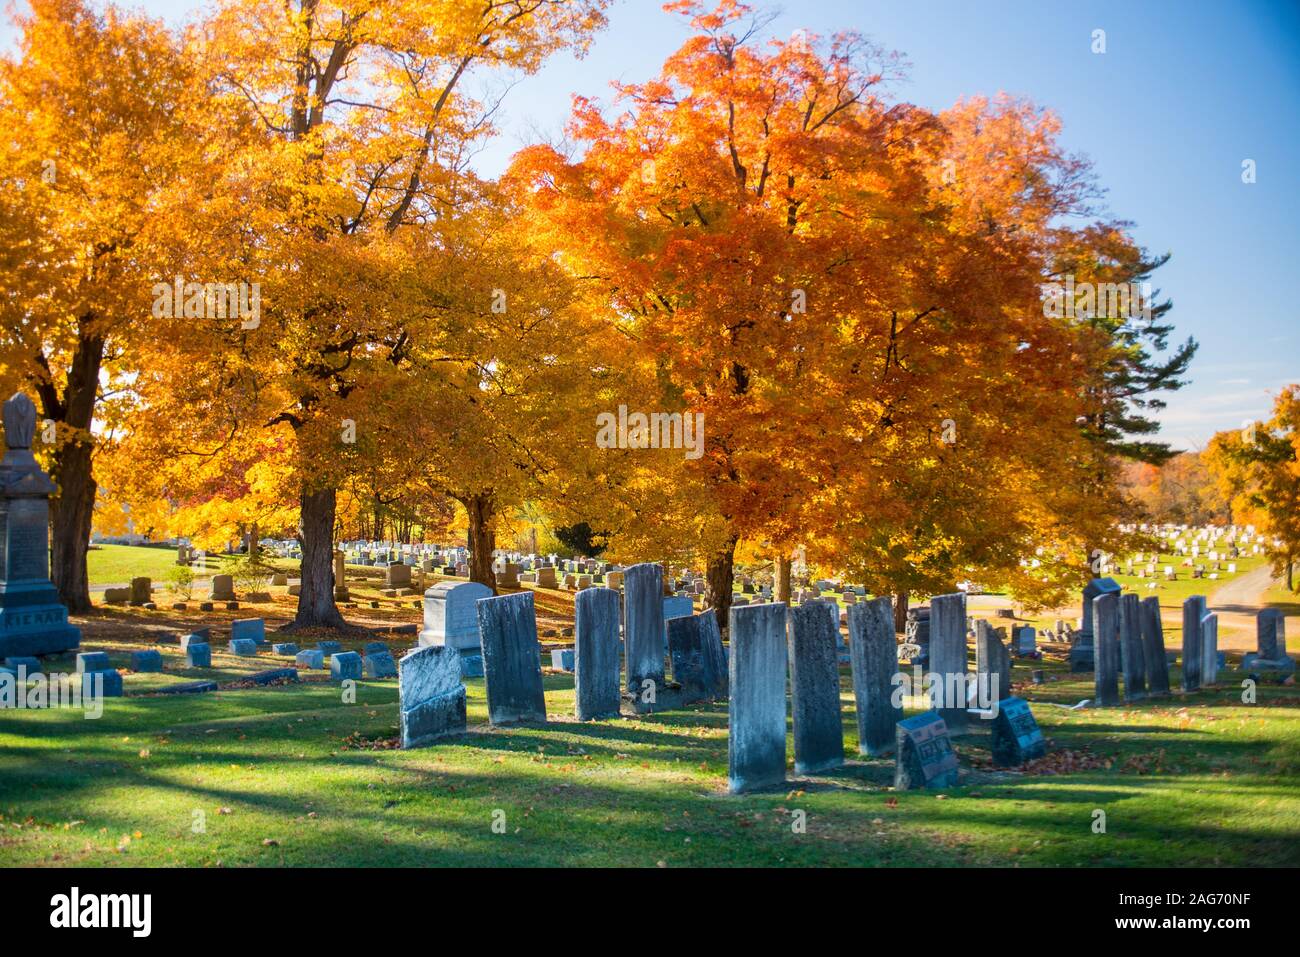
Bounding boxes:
0 392 81 657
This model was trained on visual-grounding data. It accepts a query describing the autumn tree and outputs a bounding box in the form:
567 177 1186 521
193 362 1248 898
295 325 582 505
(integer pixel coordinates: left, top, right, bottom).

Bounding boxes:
1206 386 1300 590
0 0 203 610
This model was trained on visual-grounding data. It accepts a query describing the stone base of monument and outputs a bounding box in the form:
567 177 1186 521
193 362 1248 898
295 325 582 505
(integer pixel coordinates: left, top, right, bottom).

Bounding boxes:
244 592 271 603
1068 640 1094 672
0 596 81 659
620 682 685 715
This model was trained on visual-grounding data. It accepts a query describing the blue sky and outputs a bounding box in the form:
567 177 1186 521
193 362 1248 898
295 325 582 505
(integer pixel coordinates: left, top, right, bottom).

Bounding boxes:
4 0 1296 449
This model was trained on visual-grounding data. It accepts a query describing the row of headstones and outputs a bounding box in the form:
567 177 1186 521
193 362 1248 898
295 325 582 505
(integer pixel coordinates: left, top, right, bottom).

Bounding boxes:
399 572 1045 794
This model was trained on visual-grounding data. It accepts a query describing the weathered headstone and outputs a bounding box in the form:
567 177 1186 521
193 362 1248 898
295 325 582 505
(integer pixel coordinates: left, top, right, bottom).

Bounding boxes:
333 550 349 601
623 563 666 697
787 601 844 774
1118 593 1147 701
574 586 621 720
1140 595 1170 694
1182 595 1207 691
384 562 412 591
1092 591 1121 706
894 711 959 790
130 649 163 673
928 592 968 730
76 651 110 672
1200 612 1219 686
364 650 398 678
272 642 298 655
399 644 467 747
904 606 930 666
185 643 211 667
974 619 1012 708
419 581 492 652
229 638 258 657
231 618 265 645
476 591 547 725
1011 624 1036 657
1072 577 1121 672
990 696 1047 766
727 602 788 794
129 576 152 605
295 649 325 670
0 393 81 658
1242 608 1294 675
330 650 363 682
847 596 901 757
666 609 728 703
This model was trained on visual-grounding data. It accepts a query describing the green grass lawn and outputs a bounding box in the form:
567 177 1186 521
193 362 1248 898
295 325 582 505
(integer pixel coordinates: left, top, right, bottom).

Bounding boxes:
88 545 299 588
1 643 1296 867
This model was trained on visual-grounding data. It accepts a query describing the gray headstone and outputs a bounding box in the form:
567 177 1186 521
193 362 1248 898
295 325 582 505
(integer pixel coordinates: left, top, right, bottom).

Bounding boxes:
787 601 844 774
130 650 162 673
667 610 728 703
272 642 298 655
364 651 398 678
231 618 265 644
185 643 211 667
330 651 362 681
1071 577 1121 672
1140 595 1170 694
894 711 959 789
476 591 547 725
1182 595 1207 691
1092 592 1120 706
574 587 621 720
229 638 258 657
928 593 968 730
316 640 342 656
295 649 325 669
974 620 1011 706
76 651 110 673
623 563 666 695
847 597 902 757
990 696 1047 766
1256 608 1284 660
420 581 492 652
398 644 467 747
1200 612 1219 686
727 602 788 794
1118 593 1147 701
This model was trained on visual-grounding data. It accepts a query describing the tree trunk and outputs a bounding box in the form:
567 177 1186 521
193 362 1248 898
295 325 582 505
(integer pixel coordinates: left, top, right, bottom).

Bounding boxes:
774 554 792 604
1288 559 1294 592
705 535 739 635
40 330 104 614
290 484 347 630
465 493 497 593
48 438 96 613
893 590 909 636
248 522 259 561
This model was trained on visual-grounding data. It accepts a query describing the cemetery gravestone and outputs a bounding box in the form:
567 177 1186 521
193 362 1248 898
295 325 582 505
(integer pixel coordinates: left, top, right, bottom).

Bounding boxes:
186 643 211 668
787 602 845 774
624 563 667 697
728 602 788 794
295 649 325 670
229 638 258 657
399 644 467 747
974 620 1012 709
1072 577 1121 672
847 597 901 757
419 581 492 652
130 650 162 673
1201 613 1219 686
574 587 621 720
1140 595 1171 694
1092 591 1121 706
0 393 81 658
1182 595 1207 691
210 575 236 602
231 618 265 645
364 651 398 678
904 607 930 666
928 593 968 731
667 610 728 703
1118 593 1147 701
894 711 959 790
1242 608 1294 676
476 591 547 725
330 651 363 682
990 696 1047 766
